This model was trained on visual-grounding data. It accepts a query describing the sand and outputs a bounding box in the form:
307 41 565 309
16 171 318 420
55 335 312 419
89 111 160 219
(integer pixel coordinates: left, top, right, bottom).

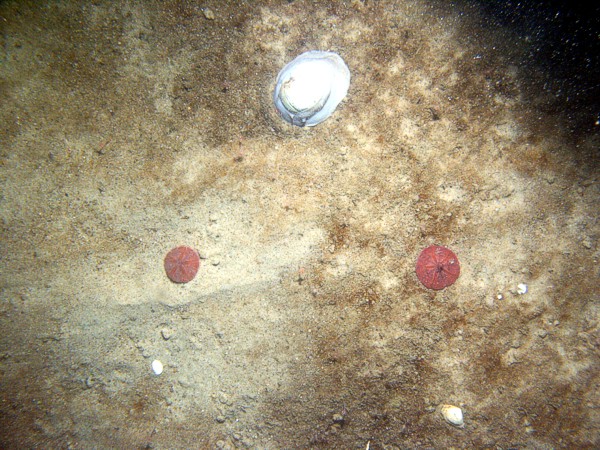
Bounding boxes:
0 0 598 448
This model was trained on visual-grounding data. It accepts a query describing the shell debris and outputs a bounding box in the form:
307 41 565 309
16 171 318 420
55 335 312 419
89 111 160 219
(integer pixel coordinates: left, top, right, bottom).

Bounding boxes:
202 8 215 20
439 404 464 427
151 359 164 376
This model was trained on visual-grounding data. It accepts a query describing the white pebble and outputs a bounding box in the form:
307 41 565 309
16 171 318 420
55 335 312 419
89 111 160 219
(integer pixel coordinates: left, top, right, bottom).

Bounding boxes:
517 283 528 295
151 359 164 375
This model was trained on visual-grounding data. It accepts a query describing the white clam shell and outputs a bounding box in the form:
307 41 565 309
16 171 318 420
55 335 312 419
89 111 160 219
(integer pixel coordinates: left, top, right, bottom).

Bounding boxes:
273 50 350 127
440 404 464 427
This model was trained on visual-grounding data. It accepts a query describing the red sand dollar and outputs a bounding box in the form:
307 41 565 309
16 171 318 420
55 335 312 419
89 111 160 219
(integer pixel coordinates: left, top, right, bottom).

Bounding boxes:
164 246 200 283
415 245 460 290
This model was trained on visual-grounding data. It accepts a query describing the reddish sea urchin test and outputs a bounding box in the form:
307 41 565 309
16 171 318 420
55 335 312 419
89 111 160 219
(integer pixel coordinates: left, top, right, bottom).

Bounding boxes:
415 245 460 290
164 246 200 283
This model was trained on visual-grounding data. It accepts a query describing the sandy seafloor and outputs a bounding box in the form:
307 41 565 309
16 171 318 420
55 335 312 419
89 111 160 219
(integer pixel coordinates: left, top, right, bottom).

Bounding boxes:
0 0 598 448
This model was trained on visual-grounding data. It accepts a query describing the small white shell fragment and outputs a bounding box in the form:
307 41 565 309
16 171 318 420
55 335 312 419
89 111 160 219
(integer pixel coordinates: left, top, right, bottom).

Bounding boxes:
440 404 464 427
517 283 528 295
151 359 164 375
202 8 215 20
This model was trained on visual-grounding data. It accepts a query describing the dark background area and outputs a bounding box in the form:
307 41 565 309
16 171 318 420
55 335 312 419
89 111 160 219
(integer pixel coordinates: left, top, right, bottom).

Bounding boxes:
474 0 600 135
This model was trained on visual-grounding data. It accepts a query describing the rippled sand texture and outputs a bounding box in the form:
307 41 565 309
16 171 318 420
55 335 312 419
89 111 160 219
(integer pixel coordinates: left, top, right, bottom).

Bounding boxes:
1 1 598 448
